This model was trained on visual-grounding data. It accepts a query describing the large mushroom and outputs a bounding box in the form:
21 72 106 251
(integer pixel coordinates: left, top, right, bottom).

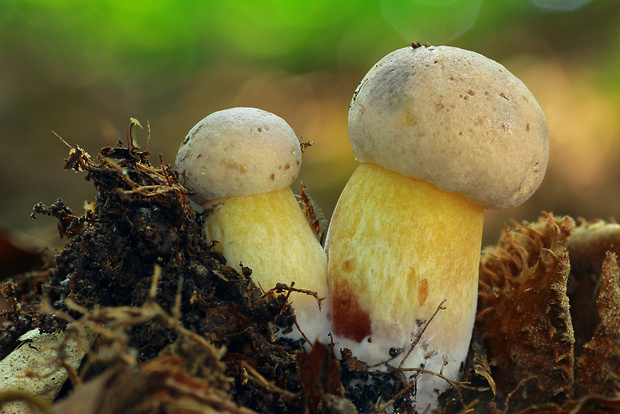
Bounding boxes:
175 107 328 343
325 44 549 409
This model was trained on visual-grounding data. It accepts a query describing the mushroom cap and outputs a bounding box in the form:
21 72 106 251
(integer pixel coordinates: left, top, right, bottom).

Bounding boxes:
348 45 549 209
175 107 302 202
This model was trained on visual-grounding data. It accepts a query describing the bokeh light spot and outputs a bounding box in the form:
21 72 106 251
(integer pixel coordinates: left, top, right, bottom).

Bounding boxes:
381 0 483 44
530 0 593 12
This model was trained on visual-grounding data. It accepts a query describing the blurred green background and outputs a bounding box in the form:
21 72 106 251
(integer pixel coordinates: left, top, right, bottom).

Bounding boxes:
1 0 619 249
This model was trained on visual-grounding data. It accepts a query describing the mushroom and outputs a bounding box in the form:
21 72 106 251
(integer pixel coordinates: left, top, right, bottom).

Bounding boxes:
325 45 549 409
175 107 328 343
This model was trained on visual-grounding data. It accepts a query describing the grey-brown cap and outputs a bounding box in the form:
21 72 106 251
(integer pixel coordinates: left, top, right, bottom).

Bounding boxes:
348 45 549 209
176 107 301 202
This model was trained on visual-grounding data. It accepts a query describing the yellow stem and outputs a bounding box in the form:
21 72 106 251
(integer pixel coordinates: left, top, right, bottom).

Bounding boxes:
326 163 483 353
203 188 328 342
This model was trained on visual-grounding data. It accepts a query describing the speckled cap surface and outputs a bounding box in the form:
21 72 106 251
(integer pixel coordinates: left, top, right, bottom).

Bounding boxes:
175 107 301 202
348 45 549 209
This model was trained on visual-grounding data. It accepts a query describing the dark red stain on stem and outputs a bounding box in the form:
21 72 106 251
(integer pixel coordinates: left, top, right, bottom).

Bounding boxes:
331 279 372 342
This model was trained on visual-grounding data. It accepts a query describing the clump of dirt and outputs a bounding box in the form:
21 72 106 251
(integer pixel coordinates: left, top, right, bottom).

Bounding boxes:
10 129 336 413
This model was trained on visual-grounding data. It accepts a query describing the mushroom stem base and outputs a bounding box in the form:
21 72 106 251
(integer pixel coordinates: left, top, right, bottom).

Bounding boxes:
325 163 483 407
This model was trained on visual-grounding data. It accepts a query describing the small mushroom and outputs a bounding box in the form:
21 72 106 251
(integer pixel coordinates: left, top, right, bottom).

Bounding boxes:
325 45 549 409
175 107 328 343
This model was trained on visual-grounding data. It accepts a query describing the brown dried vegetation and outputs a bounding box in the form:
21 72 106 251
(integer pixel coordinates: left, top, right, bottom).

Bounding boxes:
458 214 620 413
8 132 311 413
